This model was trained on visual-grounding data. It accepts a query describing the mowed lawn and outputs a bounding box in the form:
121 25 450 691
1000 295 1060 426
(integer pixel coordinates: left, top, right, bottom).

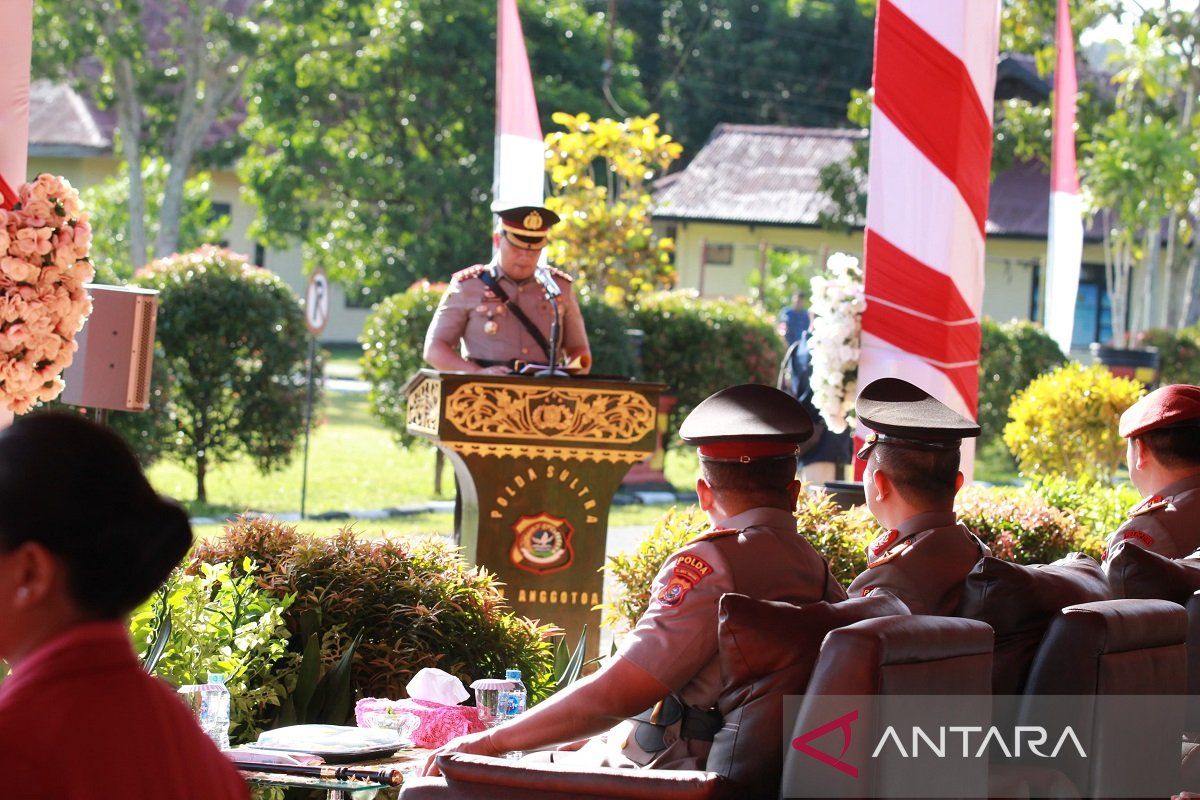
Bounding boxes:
146 380 701 540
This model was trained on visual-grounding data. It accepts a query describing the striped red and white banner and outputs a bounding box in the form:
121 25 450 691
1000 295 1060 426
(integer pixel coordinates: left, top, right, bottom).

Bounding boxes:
858 0 1001 481
493 0 544 212
0 0 33 192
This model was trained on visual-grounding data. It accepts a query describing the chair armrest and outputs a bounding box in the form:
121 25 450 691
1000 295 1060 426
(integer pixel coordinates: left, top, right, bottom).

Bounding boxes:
406 753 727 800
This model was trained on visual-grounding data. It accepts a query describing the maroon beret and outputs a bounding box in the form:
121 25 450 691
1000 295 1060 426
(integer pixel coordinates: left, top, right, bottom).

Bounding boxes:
1119 384 1200 438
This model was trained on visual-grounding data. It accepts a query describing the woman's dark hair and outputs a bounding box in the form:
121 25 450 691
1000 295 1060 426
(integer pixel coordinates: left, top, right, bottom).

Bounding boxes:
0 412 192 618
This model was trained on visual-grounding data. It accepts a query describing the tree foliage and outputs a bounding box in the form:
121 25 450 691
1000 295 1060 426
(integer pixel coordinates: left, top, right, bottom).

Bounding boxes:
82 158 229 284
616 0 875 158
32 0 259 268
239 0 643 300
544 112 681 296
977 318 1066 453
132 247 313 503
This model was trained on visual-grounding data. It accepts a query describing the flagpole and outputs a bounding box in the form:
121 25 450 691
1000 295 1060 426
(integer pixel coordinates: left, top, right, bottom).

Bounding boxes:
1043 0 1084 355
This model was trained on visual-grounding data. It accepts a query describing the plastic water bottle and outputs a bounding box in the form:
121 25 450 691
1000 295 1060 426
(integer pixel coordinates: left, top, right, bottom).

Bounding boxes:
497 669 527 759
199 673 231 750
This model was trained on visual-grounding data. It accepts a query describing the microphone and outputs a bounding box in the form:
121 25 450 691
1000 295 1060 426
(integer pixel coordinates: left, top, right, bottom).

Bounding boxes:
534 266 562 299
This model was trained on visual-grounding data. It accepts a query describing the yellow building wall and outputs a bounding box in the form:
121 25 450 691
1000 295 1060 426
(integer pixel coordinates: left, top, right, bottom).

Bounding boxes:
666 219 1108 330
27 156 370 344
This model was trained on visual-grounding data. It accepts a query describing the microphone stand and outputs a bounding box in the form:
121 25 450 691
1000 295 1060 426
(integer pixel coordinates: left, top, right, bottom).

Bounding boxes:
535 292 564 377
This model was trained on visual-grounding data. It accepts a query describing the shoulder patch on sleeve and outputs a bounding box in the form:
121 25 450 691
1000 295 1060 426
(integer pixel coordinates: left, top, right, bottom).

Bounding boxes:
547 266 574 283
452 264 488 281
686 527 739 545
655 552 715 607
1119 529 1155 547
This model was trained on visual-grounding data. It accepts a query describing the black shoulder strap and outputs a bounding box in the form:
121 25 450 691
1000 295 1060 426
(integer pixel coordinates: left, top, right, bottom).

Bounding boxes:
478 269 554 362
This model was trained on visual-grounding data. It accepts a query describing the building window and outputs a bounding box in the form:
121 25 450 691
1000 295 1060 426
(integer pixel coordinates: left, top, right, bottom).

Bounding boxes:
253 243 266 267
1072 263 1113 349
211 202 232 248
704 243 733 265
344 286 374 310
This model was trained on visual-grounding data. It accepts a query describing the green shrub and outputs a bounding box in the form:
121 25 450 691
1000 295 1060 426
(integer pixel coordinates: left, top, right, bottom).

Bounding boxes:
130 560 294 743
1003 362 1144 480
359 280 445 444
1135 327 1200 385
978 318 1066 451
192 517 557 705
1029 475 1141 560
601 507 708 632
132 246 314 502
954 485 1077 564
797 489 879 587
628 292 784 439
578 293 636 377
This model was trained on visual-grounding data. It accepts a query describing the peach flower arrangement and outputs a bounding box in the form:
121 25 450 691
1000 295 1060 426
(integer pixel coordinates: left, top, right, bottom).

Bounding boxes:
0 173 94 413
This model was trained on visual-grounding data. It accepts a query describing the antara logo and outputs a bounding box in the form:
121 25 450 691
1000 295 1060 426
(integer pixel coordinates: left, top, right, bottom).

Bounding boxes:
792 710 859 778
871 726 1087 759
791 711 1088 778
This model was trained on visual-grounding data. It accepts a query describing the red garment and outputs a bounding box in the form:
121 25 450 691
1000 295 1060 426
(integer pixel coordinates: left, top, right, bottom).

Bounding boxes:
0 621 248 800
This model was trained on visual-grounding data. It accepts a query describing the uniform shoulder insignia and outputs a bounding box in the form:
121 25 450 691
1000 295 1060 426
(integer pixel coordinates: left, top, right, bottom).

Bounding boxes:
546 266 574 283
1128 494 1173 518
687 527 739 545
452 264 488 281
656 552 716 607
867 529 899 562
867 541 913 569
1118 529 1155 547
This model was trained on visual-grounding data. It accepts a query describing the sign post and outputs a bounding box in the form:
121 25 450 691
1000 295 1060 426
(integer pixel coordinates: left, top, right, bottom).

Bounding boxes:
301 268 329 519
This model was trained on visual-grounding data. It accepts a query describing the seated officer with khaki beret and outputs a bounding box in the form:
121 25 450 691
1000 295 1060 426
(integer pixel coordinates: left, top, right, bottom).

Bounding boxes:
1104 384 1200 561
423 205 592 375
422 384 845 776
847 378 990 615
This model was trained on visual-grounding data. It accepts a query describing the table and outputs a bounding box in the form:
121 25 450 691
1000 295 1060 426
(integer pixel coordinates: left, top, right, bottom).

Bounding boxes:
239 748 432 800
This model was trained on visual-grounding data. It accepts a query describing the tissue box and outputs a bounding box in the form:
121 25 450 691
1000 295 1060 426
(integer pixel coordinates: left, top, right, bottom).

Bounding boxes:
355 698 486 749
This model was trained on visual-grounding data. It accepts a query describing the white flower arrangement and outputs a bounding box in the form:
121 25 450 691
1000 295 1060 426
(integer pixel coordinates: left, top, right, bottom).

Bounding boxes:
808 252 865 434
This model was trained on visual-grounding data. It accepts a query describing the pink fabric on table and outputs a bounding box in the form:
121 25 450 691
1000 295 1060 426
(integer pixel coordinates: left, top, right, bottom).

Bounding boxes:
355 697 485 748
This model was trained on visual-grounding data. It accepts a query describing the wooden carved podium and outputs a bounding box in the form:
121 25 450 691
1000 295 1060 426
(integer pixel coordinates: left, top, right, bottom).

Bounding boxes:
405 370 665 651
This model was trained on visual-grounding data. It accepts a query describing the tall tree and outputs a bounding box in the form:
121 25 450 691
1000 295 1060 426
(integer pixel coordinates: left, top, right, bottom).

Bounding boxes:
238 0 643 299
32 0 260 268
611 0 875 159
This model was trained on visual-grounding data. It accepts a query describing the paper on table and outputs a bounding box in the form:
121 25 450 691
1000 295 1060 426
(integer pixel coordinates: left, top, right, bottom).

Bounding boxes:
229 746 324 766
515 354 586 375
406 667 469 705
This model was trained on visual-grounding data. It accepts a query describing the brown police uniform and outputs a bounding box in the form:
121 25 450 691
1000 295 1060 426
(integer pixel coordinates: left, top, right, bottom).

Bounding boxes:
424 260 588 369
1102 385 1200 561
848 378 986 616
1104 473 1200 560
615 506 847 769
847 510 990 615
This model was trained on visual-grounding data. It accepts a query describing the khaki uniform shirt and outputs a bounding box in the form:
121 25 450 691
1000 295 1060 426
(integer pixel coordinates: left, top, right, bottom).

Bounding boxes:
424 261 589 367
613 506 847 770
1104 473 1200 561
847 511 991 616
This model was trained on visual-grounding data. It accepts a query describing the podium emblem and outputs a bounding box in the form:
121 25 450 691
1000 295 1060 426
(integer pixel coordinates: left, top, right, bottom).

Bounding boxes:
510 513 575 574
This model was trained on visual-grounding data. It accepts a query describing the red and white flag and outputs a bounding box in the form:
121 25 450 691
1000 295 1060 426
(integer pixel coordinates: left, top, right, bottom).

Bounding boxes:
0 0 33 194
493 0 544 212
1043 0 1083 355
857 0 1001 481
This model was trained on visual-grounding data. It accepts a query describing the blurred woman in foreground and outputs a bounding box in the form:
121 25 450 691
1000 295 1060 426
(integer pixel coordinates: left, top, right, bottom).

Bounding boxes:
0 413 247 799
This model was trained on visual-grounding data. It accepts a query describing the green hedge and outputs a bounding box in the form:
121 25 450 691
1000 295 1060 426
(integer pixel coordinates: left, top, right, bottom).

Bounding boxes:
978 318 1065 452
626 292 784 439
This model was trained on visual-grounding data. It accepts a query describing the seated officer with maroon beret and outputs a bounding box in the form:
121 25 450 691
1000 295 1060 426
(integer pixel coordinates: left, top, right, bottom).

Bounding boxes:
423 384 846 776
423 205 592 375
847 378 990 615
1104 384 1200 561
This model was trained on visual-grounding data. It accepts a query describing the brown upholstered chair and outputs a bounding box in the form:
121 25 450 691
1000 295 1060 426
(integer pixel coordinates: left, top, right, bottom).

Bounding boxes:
399 754 729 800
992 598 1187 799
780 615 995 799
957 554 1110 696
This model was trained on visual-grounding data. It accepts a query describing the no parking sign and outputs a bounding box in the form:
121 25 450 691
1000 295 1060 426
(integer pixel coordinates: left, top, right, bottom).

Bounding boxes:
305 268 330 336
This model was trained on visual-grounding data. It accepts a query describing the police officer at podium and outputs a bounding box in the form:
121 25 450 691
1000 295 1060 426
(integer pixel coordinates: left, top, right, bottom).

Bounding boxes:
424 205 592 375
